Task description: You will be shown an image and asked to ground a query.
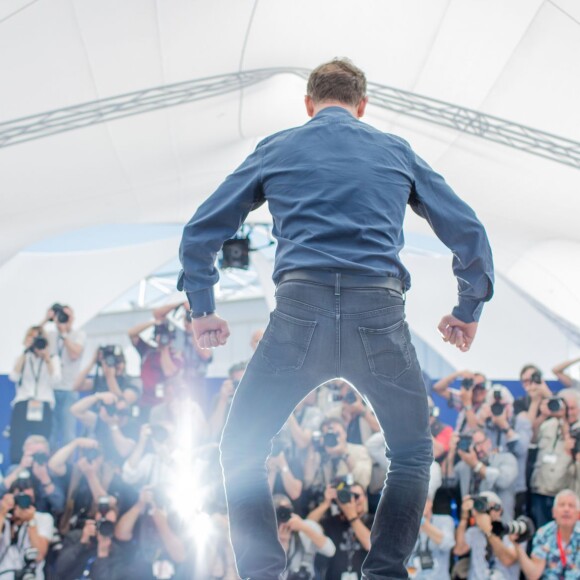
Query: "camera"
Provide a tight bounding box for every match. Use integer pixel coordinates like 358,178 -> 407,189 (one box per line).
343,390 -> 357,405
490,387 -> 505,417
15,493 -> 33,509
81,447 -> 101,463
457,434 -> 473,453
96,519 -> 115,538
547,397 -> 566,414
50,303 -> 69,324
287,566 -> 312,580
97,496 -> 111,516
461,378 -> 474,389
570,427 -> 580,456
531,371 -> 542,384
150,424 -> 169,444
333,474 -> 355,504
312,430 -> 339,452
275,505 -> 293,524
102,403 -> 118,416
155,323 -> 176,347
492,516 -> 535,543
471,495 -> 490,513
99,345 -> 123,367
16,547 -> 38,580
32,452 -> 48,465
29,336 -> 48,352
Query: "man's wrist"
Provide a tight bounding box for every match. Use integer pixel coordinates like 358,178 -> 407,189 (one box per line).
189,310 -> 215,319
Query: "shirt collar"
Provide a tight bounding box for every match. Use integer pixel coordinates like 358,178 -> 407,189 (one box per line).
311,106 -> 356,120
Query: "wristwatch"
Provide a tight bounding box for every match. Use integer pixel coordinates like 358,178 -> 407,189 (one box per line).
28,518 -> 37,528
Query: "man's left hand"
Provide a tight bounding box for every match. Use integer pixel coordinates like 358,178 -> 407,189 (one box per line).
191,314 -> 230,349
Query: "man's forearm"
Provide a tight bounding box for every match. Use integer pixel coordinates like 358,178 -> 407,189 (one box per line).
489,534 -> 516,566
351,518 -> 371,551
306,501 -> 330,524
514,543 -> 543,580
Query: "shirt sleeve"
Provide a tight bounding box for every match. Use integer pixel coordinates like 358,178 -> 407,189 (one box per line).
531,525 -> 549,560
407,150 -> 494,323
178,144 -> 265,313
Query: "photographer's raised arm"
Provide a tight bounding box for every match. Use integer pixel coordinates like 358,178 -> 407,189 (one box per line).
512,541 -> 545,580
70,393 -> 101,429
48,439 -> 83,477
287,413 -> 313,449
159,346 -> 181,378
433,370 -> 465,400
152,301 -> 184,321
151,509 -> 186,563
114,498 -> 143,541
74,349 -> 100,391
127,320 -> 155,346
552,355 -> 580,389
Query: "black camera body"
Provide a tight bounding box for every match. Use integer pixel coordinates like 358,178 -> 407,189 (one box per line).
50,303 -> 69,324
155,323 -> 176,346
570,427 -> 580,455
99,344 -> 123,367
461,378 -> 474,389
150,424 -> 169,444
287,566 -> 312,580
333,474 -> 355,504
81,447 -> 101,463
530,371 -> 542,384
343,391 -> 357,405
457,434 -> 473,453
15,493 -> 33,509
32,452 -> 48,465
472,495 -> 490,513
490,387 -> 505,417
312,430 -> 339,453
29,336 -> 48,352
275,505 -> 293,524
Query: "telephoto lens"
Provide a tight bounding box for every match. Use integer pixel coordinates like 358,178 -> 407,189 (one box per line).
96,520 -> 115,538
472,496 -> 489,513
32,336 -> 48,351
547,397 -> 565,413
32,452 -> 49,465
322,432 -> 339,447
492,516 -> 535,543
15,493 -> 33,509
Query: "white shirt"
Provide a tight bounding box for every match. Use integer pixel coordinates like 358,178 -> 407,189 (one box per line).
47,329 -> 86,392
9,353 -> 60,408
0,511 -> 54,579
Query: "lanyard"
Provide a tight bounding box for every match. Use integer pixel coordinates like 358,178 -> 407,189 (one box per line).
557,529 -> 567,571
28,355 -> 44,399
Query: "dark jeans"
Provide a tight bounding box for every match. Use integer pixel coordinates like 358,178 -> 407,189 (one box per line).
10,400 -> 52,464
220,274 -> 433,580
530,492 -> 554,529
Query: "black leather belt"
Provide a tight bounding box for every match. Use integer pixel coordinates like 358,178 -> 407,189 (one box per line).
278,269 -> 404,294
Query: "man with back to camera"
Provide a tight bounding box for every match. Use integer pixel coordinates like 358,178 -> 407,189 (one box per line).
178,58 -> 494,579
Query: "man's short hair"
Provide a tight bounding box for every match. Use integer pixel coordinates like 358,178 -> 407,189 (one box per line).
23,435 -> 49,451
228,361 -> 248,378
520,364 -> 540,379
307,58 -> 367,107
554,488 -> 580,510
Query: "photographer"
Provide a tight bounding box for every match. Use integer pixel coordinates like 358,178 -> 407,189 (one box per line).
454,492 -> 520,579
0,480 -> 54,579
433,370 -> 489,434
480,385 -> 533,516
40,303 -> 86,449
122,423 -> 176,490
70,392 -> 139,464
267,440 -> 304,503
8,326 -> 61,465
114,486 -> 186,579
128,318 -> 183,416
529,388 -> 580,528
407,497 -> 455,579
307,482 -> 372,579
274,494 -> 335,579
74,346 -> 140,405
0,436 -> 64,516
451,429 -> 518,521
303,418 -> 372,500
152,302 -> 212,397
552,355 -> 580,390
208,361 -> 247,441
428,397 -> 454,463
511,489 -> 579,580
285,392 -> 324,452
54,498 -> 127,580
324,384 -> 381,445
49,438 -> 137,533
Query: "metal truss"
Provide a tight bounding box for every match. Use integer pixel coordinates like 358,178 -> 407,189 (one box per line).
1,67 -> 579,169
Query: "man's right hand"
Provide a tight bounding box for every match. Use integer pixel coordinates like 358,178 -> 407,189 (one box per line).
191,314 -> 230,349
81,519 -> 97,544
438,315 -> 478,352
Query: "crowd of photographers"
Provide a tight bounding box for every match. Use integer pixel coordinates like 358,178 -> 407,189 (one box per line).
1,302 -> 579,579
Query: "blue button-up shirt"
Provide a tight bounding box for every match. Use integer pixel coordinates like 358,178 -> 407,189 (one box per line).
178,106 -> 494,322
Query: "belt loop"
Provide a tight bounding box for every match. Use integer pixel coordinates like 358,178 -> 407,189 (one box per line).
335,273 -> 341,296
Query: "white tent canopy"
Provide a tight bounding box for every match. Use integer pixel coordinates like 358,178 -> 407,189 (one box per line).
1,0 -> 580,374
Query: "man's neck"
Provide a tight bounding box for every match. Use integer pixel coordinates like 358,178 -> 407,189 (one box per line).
559,524 -> 573,543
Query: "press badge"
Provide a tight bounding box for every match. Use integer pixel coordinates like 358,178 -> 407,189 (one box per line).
155,383 -> 165,398
542,453 -> 557,465
26,400 -> 44,422
341,572 -> 358,580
